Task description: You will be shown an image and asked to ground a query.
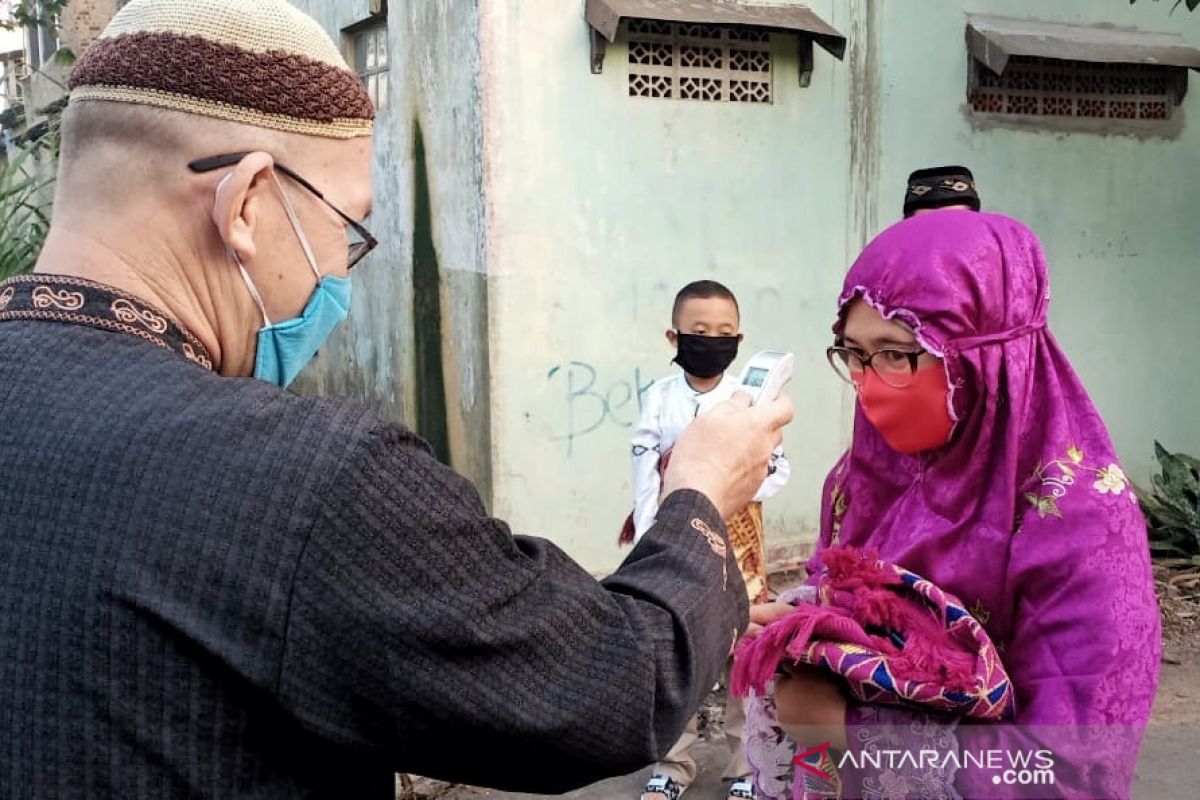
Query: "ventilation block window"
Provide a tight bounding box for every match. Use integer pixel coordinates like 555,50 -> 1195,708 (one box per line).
964,15 -> 1200,130
627,20 -> 772,104
970,56 -> 1177,120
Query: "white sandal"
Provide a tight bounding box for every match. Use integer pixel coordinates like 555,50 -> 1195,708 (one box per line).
727,777 -> 757,800
640,774 -> 683,800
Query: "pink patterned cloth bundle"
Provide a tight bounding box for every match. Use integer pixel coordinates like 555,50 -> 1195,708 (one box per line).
732,547 -> 1014,721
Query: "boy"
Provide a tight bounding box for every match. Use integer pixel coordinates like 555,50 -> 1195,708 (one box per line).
627,280 -> 789,800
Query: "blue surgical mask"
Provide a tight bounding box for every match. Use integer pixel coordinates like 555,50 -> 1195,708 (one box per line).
244,271 -> 352,387
231,174 -> 352,388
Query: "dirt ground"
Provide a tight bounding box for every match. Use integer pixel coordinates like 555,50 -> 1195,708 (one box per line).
1150,645 -> 1200,726
1136,560 -> 1200,799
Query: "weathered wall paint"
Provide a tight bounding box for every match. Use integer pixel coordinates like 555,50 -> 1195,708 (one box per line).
412,121 -> 452,464
481,0 -> 855,572
290,0 -> 493,498
293,0 -> 1199,575
479,0 -> 1200,574
867,0 -> 1200,485
288,0 -> 416,428
846,0 -> 880,257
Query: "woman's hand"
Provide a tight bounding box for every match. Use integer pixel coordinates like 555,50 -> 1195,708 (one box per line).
738,596 -> 848,750
773,664 -> 849,751
741,601 -> 794,641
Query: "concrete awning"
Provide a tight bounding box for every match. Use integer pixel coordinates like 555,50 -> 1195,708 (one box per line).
586,0 -> 846,60
967,14 -> 1200,75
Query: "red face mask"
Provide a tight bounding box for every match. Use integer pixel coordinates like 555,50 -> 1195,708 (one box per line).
853,366 -> 954,454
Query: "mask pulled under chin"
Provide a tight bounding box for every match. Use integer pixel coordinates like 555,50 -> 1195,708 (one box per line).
672,332 -> 739,379
855,365 -> 954,454
253,274 -> 352,388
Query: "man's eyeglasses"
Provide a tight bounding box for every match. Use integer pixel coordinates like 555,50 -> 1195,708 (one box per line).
827,343 -> 928,389
188,152 -> 379,270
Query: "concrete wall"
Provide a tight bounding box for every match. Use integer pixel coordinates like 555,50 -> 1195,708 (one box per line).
289,0 -> 493,498
291,0 -> 1200,575
480,0 -> 856,572
482,0 -> 1200,574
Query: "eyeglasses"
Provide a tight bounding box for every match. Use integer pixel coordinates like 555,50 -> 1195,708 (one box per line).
188,152 -> 379,270
827,343 -> 928,389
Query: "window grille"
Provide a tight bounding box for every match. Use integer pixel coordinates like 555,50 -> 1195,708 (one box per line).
354,24 -> 389,110
970,56 -> 1177,121
628,20 -> 772,104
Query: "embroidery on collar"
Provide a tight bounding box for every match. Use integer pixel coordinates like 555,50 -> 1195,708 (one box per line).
0,274 -> 214,370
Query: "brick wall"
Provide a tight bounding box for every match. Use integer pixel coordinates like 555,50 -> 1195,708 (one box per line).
61,0 -> 123,56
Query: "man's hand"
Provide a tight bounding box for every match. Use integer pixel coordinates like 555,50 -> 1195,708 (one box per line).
774,665 -> 848,751
661,392 -> 793,520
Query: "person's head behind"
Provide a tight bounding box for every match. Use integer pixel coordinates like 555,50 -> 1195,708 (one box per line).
667,280 -> 743,382
902,166 -> 981,218
52,0 -> 375,380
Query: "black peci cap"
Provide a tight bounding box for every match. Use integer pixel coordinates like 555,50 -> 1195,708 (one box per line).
903,166 -> 981,218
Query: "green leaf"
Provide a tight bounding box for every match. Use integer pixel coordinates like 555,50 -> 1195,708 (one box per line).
0,137 -> 54,280
1178,451 -> 1200,474
1144,442 -> 1200,559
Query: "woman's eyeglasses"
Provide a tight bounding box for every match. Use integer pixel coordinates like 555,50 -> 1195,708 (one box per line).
826,344 -> 928,389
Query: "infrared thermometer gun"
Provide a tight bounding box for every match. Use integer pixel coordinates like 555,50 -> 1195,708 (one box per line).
738,350 -> 794,405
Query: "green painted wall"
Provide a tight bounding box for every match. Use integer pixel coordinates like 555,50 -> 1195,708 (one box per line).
292,0 -> 1200,575
482,0 -> 857,572
483,0 -> 1200,574
869,0 -> 1200,486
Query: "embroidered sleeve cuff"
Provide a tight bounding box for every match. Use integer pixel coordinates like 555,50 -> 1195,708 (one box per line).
841,704 -> 963,800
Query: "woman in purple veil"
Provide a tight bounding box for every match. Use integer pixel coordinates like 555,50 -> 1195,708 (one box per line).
744,211 -> 1160,799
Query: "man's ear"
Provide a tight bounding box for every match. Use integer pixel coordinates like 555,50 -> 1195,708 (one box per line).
665,328 -> 678,348
738,332 -> 745,342
210,151 -> 276,262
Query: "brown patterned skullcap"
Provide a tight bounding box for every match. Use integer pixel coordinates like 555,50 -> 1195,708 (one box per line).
68,0 -> 374,139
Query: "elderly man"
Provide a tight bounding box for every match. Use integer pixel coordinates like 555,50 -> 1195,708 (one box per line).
0,1 -> 791,798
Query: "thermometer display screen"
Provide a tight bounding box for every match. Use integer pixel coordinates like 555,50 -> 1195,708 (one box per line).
743,367 -> 769,388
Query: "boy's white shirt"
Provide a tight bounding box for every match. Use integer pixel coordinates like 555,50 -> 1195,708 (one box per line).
631,372 -> 790,541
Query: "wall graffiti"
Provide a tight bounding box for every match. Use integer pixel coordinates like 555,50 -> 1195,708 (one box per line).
546,361 -> 654,457
543,286 -> 788,457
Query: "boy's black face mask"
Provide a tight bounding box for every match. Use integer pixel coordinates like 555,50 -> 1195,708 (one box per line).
672,332 -> 739,379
